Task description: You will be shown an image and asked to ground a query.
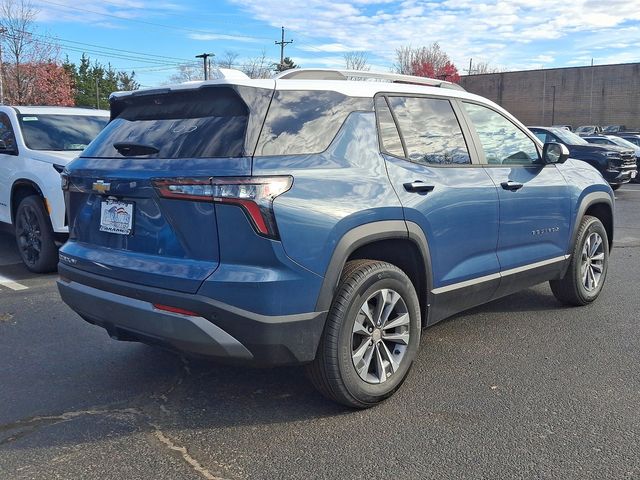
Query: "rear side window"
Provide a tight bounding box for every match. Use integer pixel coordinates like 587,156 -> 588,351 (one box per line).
0,113 -> 17,151
255,90 -> 373,156
387,96 -> 471,165
375,96 -> 405,157
82,87 -> 249,159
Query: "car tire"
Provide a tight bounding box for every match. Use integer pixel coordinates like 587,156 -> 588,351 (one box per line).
550,215 -> 609,306
14,195 -> 59,273
306,260 -> 421,408
611,184 -> 621,191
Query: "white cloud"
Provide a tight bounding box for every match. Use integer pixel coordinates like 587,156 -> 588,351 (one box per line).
230,0 -> 640,69
189,33 -> 260,43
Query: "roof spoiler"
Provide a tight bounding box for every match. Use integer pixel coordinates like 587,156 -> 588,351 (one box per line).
274,68 -> 465,91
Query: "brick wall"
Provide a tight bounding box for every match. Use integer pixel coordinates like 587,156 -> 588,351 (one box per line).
459,63 -> 640,130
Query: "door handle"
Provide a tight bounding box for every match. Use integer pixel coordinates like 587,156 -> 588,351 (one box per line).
500,181 -> 524,191
403,181 -> 435,193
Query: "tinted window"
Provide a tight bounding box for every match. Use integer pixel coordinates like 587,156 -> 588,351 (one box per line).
387,96 -> 470,165
256,91 -> 372,156
83,87 -> 249,159
375,96 -> 404,157
463,103 -> 539,165
533,132 -> 547,143
0,113 -> 17,151
19,114 -> 107,151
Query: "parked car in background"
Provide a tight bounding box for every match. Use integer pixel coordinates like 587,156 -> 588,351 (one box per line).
0,106 -> 109,272
618,134 -> 640,147
529,126 -> 637,189
552,124 -> 573,131
603,125 -> 627,133
584,135 -> 640,183
58,69 -> 614,408
575,125 -> 602,136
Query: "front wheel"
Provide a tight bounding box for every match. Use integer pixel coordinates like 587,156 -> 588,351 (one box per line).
306,260 -> 421,408
15,195 -> 59,273
611,184 -> 621,191
550,215 -> 609,306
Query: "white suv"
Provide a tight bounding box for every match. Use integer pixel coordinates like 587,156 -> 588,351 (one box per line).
0,106 -> 109,272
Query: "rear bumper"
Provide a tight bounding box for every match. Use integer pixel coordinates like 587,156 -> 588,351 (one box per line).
57,264 -> 327,366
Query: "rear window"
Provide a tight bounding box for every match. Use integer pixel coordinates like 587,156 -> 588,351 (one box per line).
82,87 -> 249,159
19,114 -> 108,151
255,90 -> 373,156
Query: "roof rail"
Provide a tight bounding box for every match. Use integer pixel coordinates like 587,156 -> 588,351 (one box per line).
274,68 -> 465,91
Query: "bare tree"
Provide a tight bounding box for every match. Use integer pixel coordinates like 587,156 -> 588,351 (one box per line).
168,64 -> 203,83
470,61 -> 503,75
392,43 -> 450,76
217,50 -> 239,69
343,51 -> 370,71
1,0 -> 59,104
241,50 -> 272,79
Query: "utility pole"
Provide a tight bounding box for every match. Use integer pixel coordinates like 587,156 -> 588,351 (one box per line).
95,76 -> 100,109
0,27 -> 6,105
275,26 -> 293,70
466,58 -> 473,75
551,85 -> 556,125
196,53 -> 214,80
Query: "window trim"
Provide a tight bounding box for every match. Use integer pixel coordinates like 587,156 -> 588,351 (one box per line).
457,99 -> 544,168
373,92 -> 480,168
0,112 -> 19,156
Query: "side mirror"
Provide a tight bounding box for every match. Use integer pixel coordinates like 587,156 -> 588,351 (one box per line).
542,142 -> 569,164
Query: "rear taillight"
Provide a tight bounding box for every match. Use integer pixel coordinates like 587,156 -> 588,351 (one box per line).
152,176 -> 293,239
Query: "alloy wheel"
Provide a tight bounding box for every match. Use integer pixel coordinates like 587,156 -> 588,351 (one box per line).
351,288 -> 410,384
16,205 -> 42,267
581,232 -> 605,292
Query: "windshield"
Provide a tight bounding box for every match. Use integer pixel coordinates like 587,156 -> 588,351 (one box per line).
609,136 -> 638,150
603,125 -> 622,133
575,126 -> 594,133
553,128 -> 588,145
19,114 -> 108,151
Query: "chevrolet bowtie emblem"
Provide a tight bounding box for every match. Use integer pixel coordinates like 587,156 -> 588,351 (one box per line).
92,180 -> 111,193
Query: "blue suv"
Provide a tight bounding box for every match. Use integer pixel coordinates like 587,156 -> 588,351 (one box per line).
58,69 -> 614,408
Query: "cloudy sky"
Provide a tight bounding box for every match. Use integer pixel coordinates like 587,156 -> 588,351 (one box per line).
30,0 -> 640,86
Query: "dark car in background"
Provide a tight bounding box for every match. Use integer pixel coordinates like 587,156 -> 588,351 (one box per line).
529,126 -> 637,189
603,125 -> 627,134
584,135 -> 640,183
575,125 -> 602,136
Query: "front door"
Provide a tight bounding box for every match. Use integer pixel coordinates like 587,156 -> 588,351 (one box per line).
0,113 -> 19,224
460,101 -> 571,296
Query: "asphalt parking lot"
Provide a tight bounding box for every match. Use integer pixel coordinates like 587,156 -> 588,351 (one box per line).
1,184 -> 639,480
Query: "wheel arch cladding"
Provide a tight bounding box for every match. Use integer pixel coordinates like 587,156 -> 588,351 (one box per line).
573,192 -> 614,251
11,179 -> 45,223
315,220 -> 433,322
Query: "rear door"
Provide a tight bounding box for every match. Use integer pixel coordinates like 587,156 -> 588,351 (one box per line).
460,101 -> 571,295
62,84 -> 273,293
377,94 -> 501,321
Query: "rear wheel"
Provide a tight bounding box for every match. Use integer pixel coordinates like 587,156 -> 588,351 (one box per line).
550,215 -> 608,306
15,195 -> 58,273
307,260 -> 421,408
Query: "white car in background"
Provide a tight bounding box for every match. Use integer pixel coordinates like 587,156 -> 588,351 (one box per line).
0,106 -> 109,272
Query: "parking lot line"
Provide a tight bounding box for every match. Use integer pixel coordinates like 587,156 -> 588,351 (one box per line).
0,273 -> 28,291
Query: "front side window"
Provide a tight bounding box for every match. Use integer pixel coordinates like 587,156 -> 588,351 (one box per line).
256,91 -> 372,156
19,114 -> 107,151
533,132 -> 548,143
0,113 -> 17,151
463,103 -> 539,165
387,96 -> 471,165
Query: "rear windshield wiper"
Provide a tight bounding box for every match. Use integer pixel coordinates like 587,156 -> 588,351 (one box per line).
113,142 -> 159,156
